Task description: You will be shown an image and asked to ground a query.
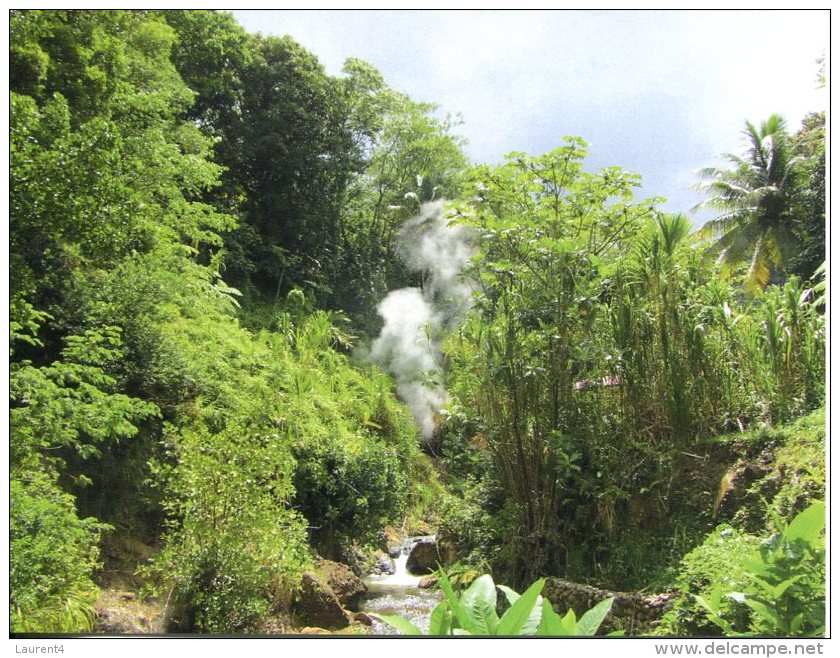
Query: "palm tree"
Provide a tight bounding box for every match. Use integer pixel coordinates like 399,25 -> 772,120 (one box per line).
695,114 -> 800,294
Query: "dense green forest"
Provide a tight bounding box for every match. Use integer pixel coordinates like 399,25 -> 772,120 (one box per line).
9,10 -> 825,636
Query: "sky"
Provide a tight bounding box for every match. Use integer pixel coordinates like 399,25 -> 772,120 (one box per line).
231,9 -> 827,225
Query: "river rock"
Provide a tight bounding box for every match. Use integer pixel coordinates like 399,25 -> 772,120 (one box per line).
314,558 -> 367,611
353,612 -> 374,626
337,544 -> 368,577
418,574 -> 438,589
379,527 -> 403,558
294,573 -> 351,630
406,537 -> 442,575
369,551 -> 396,576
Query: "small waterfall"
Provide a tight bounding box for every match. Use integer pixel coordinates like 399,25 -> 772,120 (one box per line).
362,536 -> 442,635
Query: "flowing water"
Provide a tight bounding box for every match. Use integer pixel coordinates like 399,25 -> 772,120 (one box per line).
361,537 -> 442,635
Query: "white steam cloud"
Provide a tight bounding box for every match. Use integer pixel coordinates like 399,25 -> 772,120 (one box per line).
369,200 -> 474,443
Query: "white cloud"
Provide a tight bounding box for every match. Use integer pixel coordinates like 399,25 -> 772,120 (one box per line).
232,9 -> 827,215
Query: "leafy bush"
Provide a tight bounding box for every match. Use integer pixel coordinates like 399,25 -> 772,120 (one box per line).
10,477 -> 106,633
369,571 -> 614,636
150,421 -> 310,632
146,309 -> 422,631
659,502 -> 825,637
10,322 -> 157,633
436,479 -> 497,569
657,525 -> 759,636
733,408 -> 826,533
697,501 -> 825,637
292,432 -> 409,551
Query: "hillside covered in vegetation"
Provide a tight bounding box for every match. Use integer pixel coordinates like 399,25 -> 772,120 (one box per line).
9,10 -> 825,637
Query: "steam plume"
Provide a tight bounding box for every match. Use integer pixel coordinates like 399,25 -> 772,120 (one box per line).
370,200 -> 473,443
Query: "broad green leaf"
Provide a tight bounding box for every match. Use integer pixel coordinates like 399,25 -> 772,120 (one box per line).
790,612 -> 805,636
744,599 -> 785,631
437,570 -> 479,634
695,594 -> 735,634
367,612 -> 423,635
784,501 -> 825,545
576,597 -> 614,636
497,584 -> 521,606
428,601 -> 452,635
748,576 -> 776,597
536,598 -> 576,636
772,575 -> 804,599
497,578 -> 545,636
459,574 -> 499,635
742,557 -> 771,578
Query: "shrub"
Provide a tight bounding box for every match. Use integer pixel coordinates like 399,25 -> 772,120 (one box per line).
658,502 -> 825,637
149,420 -> 310,633
146,309 -> 422,631
436,478 -> 496,568
292,430 -> 410,552
697,501 -> 825,637
656,525 -> 760,636
10,477 -> 106,633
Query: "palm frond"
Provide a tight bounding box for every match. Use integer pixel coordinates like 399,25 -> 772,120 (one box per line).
714,222 -> 759,264
656,213 -> 691,258
761,113 -> 787,137
696,113 -> 797,293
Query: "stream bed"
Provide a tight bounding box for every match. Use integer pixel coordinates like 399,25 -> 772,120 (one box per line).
361,538 -> 442,635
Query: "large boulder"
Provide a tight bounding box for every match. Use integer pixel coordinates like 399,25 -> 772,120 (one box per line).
294,573 -> 351,630
369,551 -> 396,576
315,558 -> 367,611
406,537 -> 443,575
379,527 -> 403,558
337,543 -> 368,577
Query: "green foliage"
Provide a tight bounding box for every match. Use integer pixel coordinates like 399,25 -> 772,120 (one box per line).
10,11 -> 227,289
10,477 -> 106,633
150,418 -> 310,632
334,63 -> 468,326
292,434 -> 410,551
750,409 -> 826,526
436,480 -> 497,570
11,326 -> 159,469
443,139 -> 824,588
743,501 -> 825,635
142,307 -> 422,631
369,572 -> 613,636
444,141 -> 662,585
161,10 -> 252,132
9,320 -> 158,632
694,502 -> 825,637
9,10 -> 425,634
695,115 -> 800,294
788,113 -> 825,282
9,24 -> 427,621
657,525 -> 760,636
696,112 -> 825,295
8,9 -> 825,637
659,501 -> 825,637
